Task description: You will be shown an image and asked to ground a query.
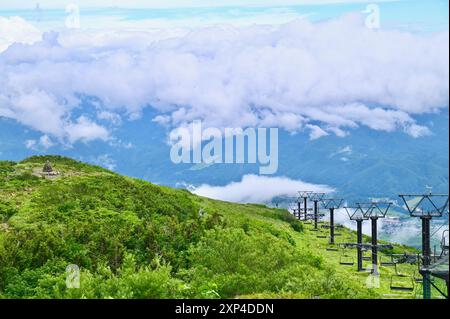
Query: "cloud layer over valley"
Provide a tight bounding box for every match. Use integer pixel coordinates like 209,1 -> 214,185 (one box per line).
0,14 -> 448,146
190,174 -> 334,203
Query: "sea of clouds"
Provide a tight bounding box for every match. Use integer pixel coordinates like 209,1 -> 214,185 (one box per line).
190,175 -> 448,248
0,13 -> 448,147
190,173 -> 334,203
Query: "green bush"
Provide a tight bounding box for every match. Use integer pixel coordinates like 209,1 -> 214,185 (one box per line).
0,156 -> 388,299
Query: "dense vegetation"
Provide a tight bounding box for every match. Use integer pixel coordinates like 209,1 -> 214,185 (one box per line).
0,156 -> 419,299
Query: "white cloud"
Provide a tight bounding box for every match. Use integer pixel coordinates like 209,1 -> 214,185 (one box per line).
0,14 -> 448,146
331,208 -> 448,247
190,174 -> 334,203
324,103 -> 433,135
337,145 -> 352,155
306,124 -> 329,140
63,9 -> 311,31
330,145 -> 352,158
24,139 -> 37,149
327,126 -> 349,137
38,134 -> 55,149
90,154 -> 117,170
332,207 -> 393,236
97,110 -> 122,125
0,17 -> 42,52
1,90 -> 66,137
65,116 -> 110,144
403,123 -> 432,138
330,208 -> 364,233
0,89 -> 109,144
25,134 -> 55,150
4,1 -> 400,10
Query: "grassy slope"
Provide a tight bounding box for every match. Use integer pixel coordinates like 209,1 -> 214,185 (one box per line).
0,156 -> 423,299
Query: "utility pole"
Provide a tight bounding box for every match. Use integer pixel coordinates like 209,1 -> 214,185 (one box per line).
297,199 -> 302,220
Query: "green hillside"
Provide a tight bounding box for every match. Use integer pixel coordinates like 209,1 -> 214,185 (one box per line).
0,156 -> 422,299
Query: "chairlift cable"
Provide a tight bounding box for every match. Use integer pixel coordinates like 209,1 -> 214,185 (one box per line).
430,221 -> 448,238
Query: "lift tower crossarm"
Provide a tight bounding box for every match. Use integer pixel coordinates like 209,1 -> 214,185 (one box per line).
359,200 -> 392,275
322,198 -> 344,245
344,205 -> 369,271
298,191 -> 314,221
307,192 -> 326,230
399,194 -> 448,218
399,193 -> 449,299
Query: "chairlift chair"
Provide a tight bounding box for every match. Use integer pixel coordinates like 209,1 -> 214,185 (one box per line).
340,251 -> 355,266
413,270 -> 423,283
391,253 -> 419,265
390,274 -> 415,292
441,230 -> 449,256
389,262 -> 415,292
362,249 -> 372,261
380,255 -> 396,267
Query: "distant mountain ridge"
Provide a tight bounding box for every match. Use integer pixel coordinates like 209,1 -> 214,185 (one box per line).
0,110 -> 448,201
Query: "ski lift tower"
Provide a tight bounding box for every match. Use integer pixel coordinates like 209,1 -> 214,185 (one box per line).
288,202 -> 299,219
295,197 -> 302,220
298,191 -> 313,221
362,200 -> 392,275
344,204 -> 370,271
321,198 -> 344,245
307,192 -> 326,230
399,192 -> 449,299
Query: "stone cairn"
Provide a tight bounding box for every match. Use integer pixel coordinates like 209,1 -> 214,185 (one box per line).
42,160 -> 59,176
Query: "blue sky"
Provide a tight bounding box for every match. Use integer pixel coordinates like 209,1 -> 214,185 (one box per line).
0,0 -> 448,32
1,0 -> 447,245
0,0 -> 448,150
